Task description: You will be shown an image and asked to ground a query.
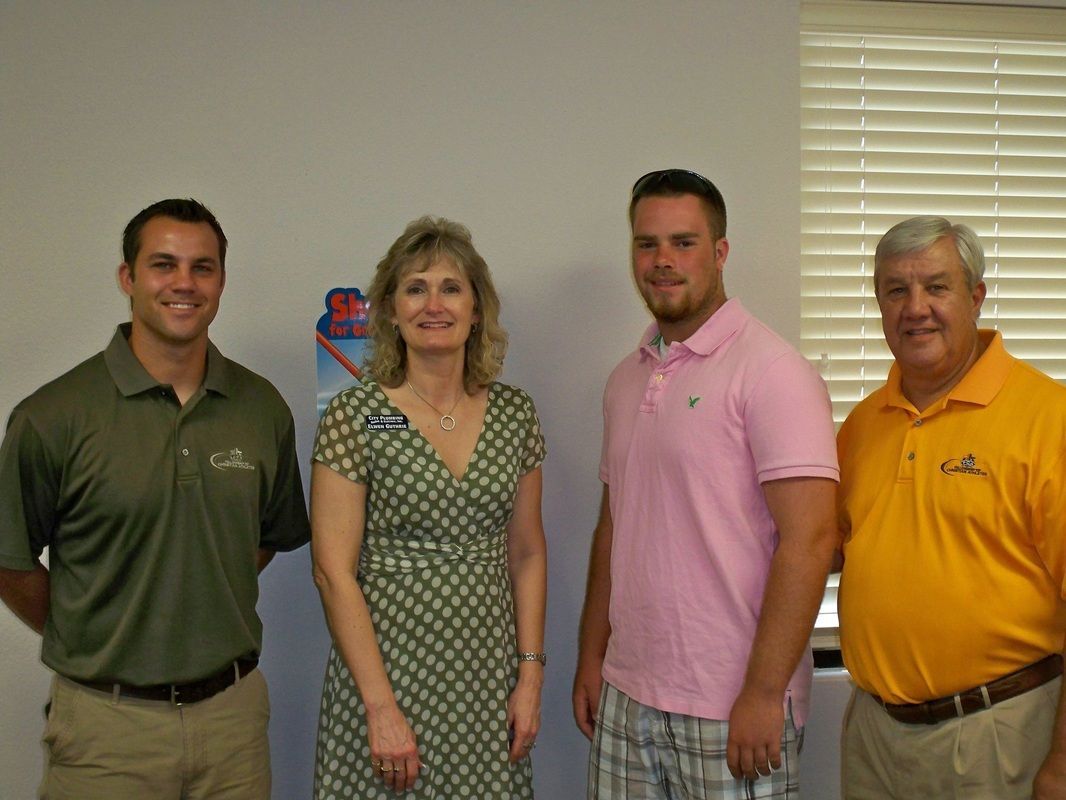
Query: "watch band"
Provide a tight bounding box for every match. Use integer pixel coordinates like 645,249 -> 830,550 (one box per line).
517,652 -> 547,665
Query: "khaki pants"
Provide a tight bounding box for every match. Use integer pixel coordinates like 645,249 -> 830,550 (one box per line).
842,677 -> 1060,800
40,668 -> 271,800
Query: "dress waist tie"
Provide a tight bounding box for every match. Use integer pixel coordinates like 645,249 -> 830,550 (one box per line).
359,534 -> 507,576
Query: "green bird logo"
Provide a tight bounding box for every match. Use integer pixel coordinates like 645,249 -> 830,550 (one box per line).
688,396 -> 701,408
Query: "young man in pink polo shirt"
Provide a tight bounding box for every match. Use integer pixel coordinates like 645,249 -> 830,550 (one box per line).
573,170 -> 839,799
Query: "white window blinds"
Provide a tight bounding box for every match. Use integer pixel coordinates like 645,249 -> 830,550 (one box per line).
801,0 -> 1066,423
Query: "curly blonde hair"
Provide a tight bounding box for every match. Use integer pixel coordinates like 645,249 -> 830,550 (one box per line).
364,216 -> 508,392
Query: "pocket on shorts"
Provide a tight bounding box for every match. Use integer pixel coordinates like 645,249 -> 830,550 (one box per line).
785,695 -> 804,752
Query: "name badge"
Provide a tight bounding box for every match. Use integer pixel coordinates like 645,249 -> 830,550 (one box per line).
365,414 -> 410,431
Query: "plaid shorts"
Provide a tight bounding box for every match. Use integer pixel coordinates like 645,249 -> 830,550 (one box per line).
588,681 -> 801,800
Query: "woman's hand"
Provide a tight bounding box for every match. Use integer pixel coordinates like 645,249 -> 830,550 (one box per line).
507,674 -> 543,763
367,702 -> 422,792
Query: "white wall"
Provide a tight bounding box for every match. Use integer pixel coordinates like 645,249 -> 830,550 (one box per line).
0,2 -> 802,797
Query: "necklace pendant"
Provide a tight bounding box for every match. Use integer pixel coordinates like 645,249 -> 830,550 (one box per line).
406,380 -> 461,432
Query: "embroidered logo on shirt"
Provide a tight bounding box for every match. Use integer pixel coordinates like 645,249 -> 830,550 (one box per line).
688,396 -> 701,408
365,414 -> 410,431
210,447 -> 256,471
940,453 -> 988,477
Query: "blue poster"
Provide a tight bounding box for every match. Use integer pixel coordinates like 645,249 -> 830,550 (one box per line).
316,287 -> 371,416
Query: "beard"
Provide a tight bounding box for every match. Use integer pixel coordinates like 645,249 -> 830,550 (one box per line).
640,285 -> 718,327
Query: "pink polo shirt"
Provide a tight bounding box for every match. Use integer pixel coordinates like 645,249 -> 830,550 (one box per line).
599,299 -> 838,726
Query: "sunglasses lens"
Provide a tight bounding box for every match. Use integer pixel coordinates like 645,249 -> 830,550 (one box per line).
632,169 -> 716,201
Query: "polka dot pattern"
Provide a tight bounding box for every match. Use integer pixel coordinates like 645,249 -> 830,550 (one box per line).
312,381 -> 545,799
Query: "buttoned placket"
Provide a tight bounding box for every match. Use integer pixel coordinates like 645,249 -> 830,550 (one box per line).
640,349 -> 680,413
898,414 -> 926,480
166,387 -> 205,480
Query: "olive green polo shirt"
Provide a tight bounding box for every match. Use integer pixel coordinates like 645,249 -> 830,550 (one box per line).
0,324 -> 310,684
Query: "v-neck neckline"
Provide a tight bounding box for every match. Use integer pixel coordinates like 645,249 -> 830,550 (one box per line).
372,380 -> 493,484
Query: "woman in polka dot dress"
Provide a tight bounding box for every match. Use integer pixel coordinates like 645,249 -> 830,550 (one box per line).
310,216 -> 547,799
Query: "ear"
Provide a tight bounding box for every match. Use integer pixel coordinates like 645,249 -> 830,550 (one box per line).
715,237 -> 730,271
971,280 -> 987,319
118,262 -> 134,297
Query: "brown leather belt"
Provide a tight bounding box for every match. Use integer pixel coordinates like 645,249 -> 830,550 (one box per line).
70,657 -> 258,706
877,654 -> 1062,725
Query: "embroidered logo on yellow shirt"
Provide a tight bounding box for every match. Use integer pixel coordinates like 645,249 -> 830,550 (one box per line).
210,447 -> 257,471
940,453 -> 988,477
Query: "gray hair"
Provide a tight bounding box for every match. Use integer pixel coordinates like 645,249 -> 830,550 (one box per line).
874,216 -> 985,293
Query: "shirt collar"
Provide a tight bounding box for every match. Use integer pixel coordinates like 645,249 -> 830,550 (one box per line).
103,323 -> 232,397
638,298 -> 746,362
883,329 -> 1012,413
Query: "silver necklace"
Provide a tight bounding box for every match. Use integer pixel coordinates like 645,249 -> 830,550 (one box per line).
407,381 -> 462,431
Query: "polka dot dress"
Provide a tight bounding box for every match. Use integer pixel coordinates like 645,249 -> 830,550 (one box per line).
312,380 -> 545,799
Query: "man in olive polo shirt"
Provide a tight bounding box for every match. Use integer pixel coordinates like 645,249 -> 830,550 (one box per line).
0,198 -> 310,799
837,216 -> 1066,799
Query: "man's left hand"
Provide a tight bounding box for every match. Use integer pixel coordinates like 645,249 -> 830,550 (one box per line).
726,687 -> 784,781
1034,750 -> 1066,799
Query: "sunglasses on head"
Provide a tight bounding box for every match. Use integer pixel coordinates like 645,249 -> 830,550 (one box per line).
631,169 -> 721,202
630,169 -> 727,237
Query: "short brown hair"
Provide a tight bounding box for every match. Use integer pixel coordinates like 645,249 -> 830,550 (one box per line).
122,198 -> 227,276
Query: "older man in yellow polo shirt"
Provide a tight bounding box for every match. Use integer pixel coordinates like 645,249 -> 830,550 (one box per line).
837,216 -> 1066,800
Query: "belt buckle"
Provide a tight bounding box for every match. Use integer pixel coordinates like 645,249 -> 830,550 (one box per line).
170,685 -> 184,707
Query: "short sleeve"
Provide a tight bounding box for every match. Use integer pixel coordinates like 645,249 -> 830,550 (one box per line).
0,408 -> 59,569
258,410 -> 311,553
518,391 -> 546,476
313,389 -> 370,484
745,350 -> 840,484
1031,447 -> 1066,602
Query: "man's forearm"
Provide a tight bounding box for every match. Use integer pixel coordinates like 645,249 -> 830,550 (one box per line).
724,477 -> 837,779
743,536 -> 834,695
578,494 -> 614,665
0,563 -> 50,635
573,486 -> 614,739
744,477 -> 837,696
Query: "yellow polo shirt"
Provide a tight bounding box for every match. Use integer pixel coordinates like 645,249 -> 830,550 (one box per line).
838,330 -> 1066,704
